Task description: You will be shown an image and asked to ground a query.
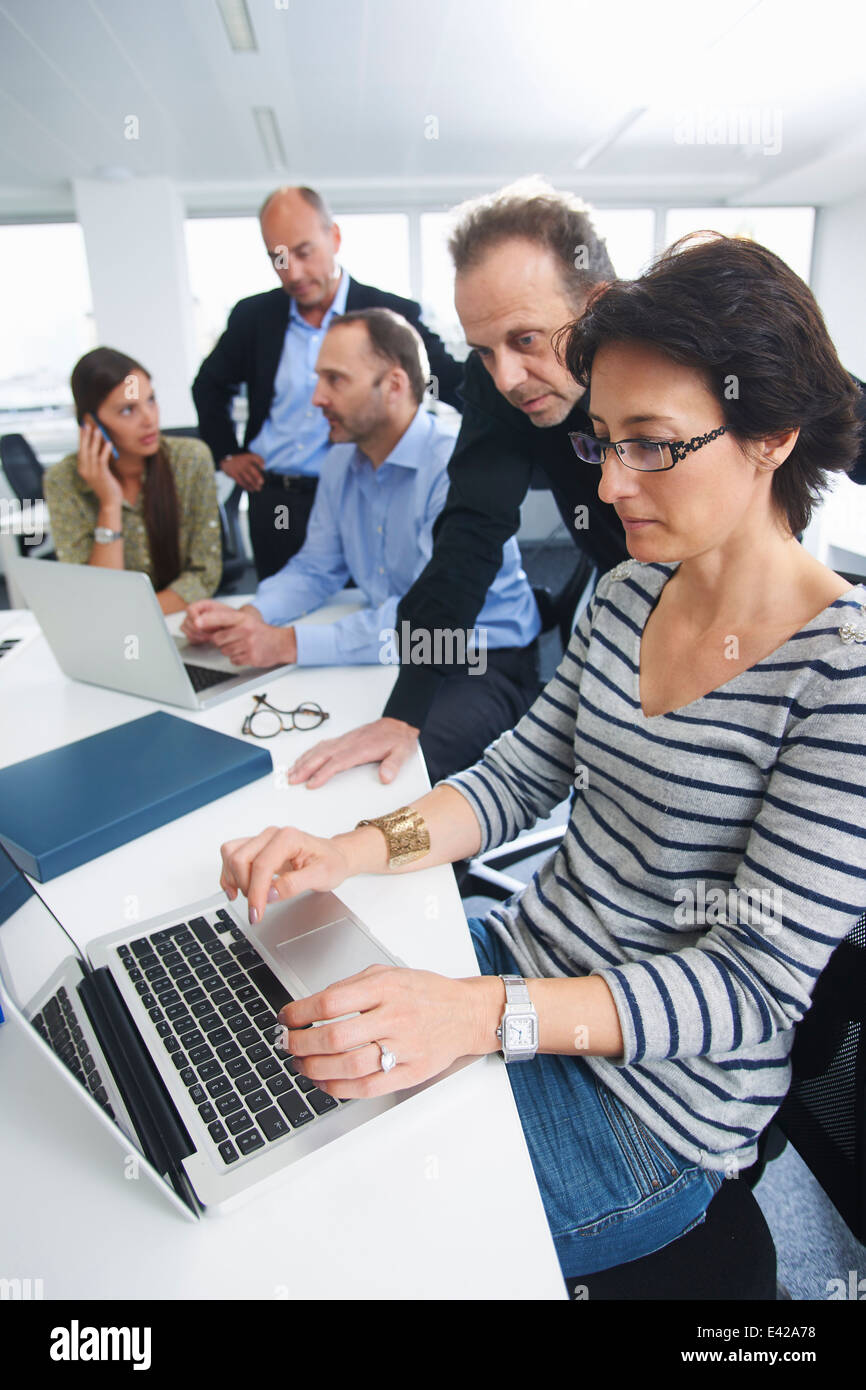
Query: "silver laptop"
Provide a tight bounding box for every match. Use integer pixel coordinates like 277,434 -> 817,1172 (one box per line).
0,840 -> 473,1218
8,557 -> 291,710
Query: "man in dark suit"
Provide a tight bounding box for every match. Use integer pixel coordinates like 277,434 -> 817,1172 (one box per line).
285,178 -> 866,791
192,185 -> 464,579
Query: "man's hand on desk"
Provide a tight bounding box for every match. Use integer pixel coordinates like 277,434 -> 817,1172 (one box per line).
182,600 -> 297,667
287,717 -> 420,789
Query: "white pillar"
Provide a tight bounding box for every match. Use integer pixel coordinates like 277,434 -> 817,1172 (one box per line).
73,177 -> 196,427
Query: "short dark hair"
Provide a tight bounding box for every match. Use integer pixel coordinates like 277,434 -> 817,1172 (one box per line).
258,185 -> 334,228
448,177 -> 615,310
557,233 -> 862,536
329,308 -> 430,405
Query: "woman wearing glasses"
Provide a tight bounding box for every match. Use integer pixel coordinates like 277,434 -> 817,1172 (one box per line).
219,234 -> 866,1291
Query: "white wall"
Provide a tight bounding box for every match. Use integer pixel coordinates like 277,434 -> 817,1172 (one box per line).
73,177 -> 197,426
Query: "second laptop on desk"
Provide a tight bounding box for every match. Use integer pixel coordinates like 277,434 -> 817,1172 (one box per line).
8,557 -> 291,710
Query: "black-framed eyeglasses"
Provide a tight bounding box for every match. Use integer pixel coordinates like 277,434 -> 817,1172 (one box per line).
241,694 -> 330,740
568,426 -> 727,472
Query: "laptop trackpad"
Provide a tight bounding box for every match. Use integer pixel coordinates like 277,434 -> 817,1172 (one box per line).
276,919 -> 392,996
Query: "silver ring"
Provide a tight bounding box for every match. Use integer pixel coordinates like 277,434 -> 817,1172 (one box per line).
377,1041 -> 397,1073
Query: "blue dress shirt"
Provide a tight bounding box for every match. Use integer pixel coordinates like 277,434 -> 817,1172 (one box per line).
246,268 -> 351,477
253,407 -> 541,666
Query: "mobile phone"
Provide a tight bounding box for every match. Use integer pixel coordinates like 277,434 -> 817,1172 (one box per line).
88,413 -> 118,459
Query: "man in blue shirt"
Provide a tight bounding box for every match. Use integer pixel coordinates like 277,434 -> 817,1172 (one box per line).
183,309 -> 541,783
192,187 -> 463,581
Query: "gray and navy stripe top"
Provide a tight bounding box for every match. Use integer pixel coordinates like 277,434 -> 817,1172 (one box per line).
447,560 -> 866,1172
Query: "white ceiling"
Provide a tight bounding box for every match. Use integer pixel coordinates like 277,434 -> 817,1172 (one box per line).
1,0 -> 865,219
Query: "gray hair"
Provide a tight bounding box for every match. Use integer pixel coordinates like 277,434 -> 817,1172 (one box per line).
448,176 -> 614,308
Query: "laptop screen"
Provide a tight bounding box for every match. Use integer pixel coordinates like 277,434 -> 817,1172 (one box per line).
0,840 -> 86,1016
0,839 -> 144,1155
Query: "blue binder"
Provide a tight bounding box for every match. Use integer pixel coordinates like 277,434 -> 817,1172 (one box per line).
0,711 -> 272,882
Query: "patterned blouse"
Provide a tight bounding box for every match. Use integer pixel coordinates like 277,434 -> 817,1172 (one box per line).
43,436 -> 222,604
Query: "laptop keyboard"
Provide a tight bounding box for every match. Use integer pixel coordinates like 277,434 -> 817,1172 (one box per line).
183,662 -> 234,693
0,638 -> 22,660
31,985 -> 115,1119
116,909 -> 348,1169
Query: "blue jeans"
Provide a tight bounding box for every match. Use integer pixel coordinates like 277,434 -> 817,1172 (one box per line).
468,917 -> 724,1280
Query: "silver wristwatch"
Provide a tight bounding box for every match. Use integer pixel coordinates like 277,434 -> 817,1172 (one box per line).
93,526 -> 122,544
496,974 -> 539,1063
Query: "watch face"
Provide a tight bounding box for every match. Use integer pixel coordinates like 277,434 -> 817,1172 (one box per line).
505,1016 -> 536,1049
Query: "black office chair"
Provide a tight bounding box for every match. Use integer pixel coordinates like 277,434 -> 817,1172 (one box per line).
532,547 -> 597,653
0,432 -> 55,561
753,909 -> 866,1240
159,426 -> 248,594
0,432 -> 45,503
459,550 -> 595,901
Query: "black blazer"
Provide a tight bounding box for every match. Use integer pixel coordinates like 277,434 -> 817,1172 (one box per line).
192,277 -> 464,465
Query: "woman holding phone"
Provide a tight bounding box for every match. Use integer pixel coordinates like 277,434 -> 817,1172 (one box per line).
44,347 -> 222,613
218,234 -> 866,1291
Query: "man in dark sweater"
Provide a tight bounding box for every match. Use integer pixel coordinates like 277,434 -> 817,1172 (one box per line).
284,179 -> 866,790
287,180 -> 627,787
192,185 -> 463,579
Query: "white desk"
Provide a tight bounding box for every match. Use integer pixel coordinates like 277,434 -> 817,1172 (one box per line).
0,602 -> 566,1300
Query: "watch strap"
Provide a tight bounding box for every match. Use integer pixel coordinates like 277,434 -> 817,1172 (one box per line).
496,974 -> 539,1063
500,974 -> 530,1006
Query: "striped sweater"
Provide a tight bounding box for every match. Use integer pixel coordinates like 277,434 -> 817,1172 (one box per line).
447,560 -> 866,1172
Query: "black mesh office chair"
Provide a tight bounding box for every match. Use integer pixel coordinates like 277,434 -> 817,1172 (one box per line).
459,549 -> 594,901
0,433 -> 45,503
0,432 -> 55,561
159,427 -> 247,594
754,909 -> 866,1240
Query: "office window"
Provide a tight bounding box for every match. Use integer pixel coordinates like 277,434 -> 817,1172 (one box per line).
592,209 -> 656,280
185,218 -> 273,360
419,212 -> 464,354
664,207 -> 815,282
336,213 -> 411,300
185,213 -> 411,359
0,222 -> 94,415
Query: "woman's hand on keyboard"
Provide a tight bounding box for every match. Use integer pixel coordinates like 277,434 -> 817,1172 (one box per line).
275,964 -> 504,1098
220,825 -> 352,925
